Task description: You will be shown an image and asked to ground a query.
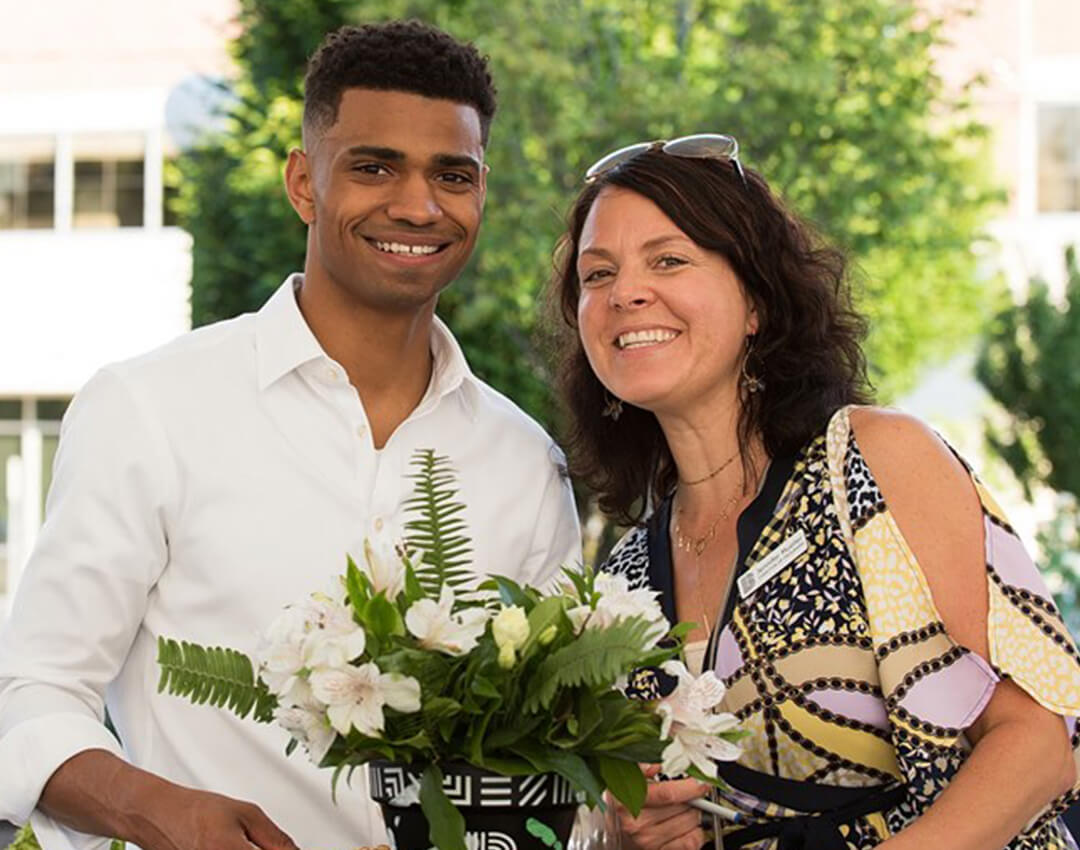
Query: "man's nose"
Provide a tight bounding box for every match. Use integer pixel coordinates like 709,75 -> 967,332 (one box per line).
386,174 -> 443,226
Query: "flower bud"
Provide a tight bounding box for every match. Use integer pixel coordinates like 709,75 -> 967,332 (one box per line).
492,605 -> 529,651
537,624 -> 558,646
497,643 -> 517,669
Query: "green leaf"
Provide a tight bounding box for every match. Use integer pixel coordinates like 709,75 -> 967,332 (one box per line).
523,618 -> 656,713
405,451 -> 476,595
485,713 -> 545,750
476,755 -> 537,775
363,592 -> 406,638
520,597 -> 568,656
420,764 -> 467,850
483,574 -> 531,609
470,676 -> 502,700
345,556 -> 371,618
156,637 -> 277,723
403,561 -> 425,605
594,755 -> 647,816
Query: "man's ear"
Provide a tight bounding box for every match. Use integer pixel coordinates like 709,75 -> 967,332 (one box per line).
284,148 -> 315,224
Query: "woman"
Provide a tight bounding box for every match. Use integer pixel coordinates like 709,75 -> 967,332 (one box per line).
550,135 -> 1080,849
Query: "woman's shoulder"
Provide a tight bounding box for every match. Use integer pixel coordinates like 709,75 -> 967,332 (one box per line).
843,405 -> 972,501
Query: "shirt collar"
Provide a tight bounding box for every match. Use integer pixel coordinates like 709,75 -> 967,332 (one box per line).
428,313 -> 480,421
254,274 -> 481,420
255,274 -> 326,390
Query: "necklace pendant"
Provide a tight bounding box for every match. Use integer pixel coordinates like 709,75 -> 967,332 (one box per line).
694,538 -> 707,557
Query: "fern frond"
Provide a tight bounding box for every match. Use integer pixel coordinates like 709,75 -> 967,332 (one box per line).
404,450 -> 476,595
157,637 -> 277,723
521,618 -> 656,714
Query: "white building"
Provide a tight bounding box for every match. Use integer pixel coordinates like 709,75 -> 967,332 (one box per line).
0,0 -> 236,612
934,0 -> 1080,296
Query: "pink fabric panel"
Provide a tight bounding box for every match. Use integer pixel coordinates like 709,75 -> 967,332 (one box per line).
986,519 -> 1054,604
897,650 -> 999,730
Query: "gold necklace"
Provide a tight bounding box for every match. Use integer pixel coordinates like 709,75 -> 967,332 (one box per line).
672,486 -> 742,556
679,448 -> 740,486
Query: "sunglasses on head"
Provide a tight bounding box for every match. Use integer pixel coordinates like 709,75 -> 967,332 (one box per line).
584,133 -> 747,187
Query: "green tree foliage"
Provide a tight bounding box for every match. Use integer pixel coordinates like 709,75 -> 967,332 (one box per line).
976,247 -> 1080,627
176,0 -> 997,426
976,247 -> 1080,499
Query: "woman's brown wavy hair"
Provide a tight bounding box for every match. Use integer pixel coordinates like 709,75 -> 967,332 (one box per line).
548,149 -> 872,526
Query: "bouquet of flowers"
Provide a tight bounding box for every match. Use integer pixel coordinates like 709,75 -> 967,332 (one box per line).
157,451 -> 742,850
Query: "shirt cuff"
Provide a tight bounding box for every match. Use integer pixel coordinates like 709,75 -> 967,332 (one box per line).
31,811 -> 115,850
0,712 -> 123,823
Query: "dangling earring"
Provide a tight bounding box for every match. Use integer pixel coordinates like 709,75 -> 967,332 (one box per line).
602,393 -> 624,420
741,335 -> 765,394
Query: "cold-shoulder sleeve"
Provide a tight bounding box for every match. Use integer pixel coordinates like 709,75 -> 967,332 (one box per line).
826,405 -> 1080,827
598,525 -> 652,589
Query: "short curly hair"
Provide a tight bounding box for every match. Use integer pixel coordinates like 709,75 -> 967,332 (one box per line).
548,149 -> 872,526
303,20 -> 497,145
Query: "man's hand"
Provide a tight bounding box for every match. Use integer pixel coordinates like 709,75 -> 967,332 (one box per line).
39,749 -> 299,850
132,785 -> 299,850
611,766 -> 711,850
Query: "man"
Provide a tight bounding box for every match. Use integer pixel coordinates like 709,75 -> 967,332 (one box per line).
0,21 -> 580,850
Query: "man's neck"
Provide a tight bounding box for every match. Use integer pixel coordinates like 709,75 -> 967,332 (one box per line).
296,276 -> 436,449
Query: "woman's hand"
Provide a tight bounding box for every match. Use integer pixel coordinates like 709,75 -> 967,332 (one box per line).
612,766 -> 713,850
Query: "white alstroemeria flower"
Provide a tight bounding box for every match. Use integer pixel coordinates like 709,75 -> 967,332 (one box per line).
567,573 -> 667,648
256,595 -> 366,699
405,584 -> 490,655
300,595 -> 367,670
309,662 -> 421,737
275,700 -> 336,765
361,520 -> 408,601
656,660 -> 741,778
256,604 -> 316,699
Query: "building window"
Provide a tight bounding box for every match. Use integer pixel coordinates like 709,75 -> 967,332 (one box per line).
1038,105 -> 1080,213
0,137 -> 55,230
74,159 -> 145,228
73,133 -> 145,229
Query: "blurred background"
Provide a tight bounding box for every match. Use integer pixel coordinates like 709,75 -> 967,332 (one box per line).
1,0 -> 1080,844
2,0 -> 1080,666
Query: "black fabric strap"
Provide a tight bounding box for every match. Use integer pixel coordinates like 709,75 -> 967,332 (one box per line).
722,782 -> 906,850
717,761 -> 884,811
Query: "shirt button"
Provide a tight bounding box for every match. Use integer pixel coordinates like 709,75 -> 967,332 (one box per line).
355,423 -> 367,437
374,517 -> 384,532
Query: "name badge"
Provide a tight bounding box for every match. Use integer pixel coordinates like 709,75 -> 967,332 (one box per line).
737,529 -> 808,599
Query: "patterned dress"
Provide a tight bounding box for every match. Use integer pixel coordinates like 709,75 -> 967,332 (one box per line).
603,406 -> 1080,849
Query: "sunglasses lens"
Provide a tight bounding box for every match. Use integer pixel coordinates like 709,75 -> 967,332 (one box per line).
663,134 -> 737,159
584,142 -> 653,182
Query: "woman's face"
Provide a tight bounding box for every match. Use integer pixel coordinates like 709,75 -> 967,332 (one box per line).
575,186 -> 757,418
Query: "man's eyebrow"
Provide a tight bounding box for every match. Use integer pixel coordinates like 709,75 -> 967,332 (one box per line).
344,145 -> 405,160
433,153 -> 482,171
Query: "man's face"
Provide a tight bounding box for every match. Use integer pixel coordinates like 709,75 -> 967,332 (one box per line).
289,88 -> 487,314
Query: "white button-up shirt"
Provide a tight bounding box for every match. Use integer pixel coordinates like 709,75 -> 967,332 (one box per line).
0,276 -> 581,850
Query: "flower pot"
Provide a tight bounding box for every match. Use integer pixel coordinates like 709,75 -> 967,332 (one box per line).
368,760 -> 580,850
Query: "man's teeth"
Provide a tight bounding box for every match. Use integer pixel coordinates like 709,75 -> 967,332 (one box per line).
373,241 -> 441,256
617,329 -> 679,349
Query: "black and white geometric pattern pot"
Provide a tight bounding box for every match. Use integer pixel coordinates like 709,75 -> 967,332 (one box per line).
368,760 -> 580,850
